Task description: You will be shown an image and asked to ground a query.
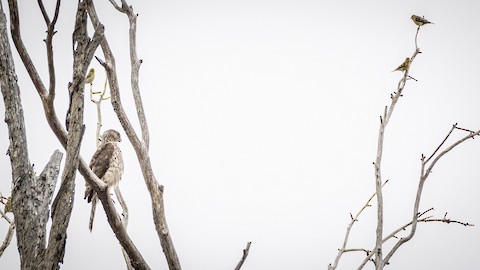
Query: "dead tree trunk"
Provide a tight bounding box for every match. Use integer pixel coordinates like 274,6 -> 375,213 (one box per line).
0,2 -> 63,269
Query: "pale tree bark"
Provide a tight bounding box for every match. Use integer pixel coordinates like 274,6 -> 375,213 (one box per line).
0,2 -> 63,269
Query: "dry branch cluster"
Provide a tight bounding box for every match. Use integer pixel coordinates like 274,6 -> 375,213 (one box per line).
328,19 -> 479,270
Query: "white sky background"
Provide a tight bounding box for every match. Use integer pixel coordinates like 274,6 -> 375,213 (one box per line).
1,0 -> 480,269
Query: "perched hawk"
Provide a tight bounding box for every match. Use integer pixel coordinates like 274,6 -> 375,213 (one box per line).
85,129 -> 124,232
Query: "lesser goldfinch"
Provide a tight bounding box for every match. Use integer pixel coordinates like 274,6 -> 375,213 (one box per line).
85,68 -> 95,84
411,15 -> 434,26
4,196 -> 12,213
392,58 -> 411,72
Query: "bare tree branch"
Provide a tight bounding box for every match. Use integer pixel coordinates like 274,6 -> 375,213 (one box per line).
357,210 -> 473,269
87,1 -> 182,269
371,25 -> 422,269
234,242 -> 252,270
37,0 -> 61,102
328,180 -> 388,270
7,0 -> 48,98
382,128 -> 480,265
115,186 -> 134,270
356,128 -> 480,269
0,218 -> 15,257
0,192 -> 15,257
114,0 -> 150,148
425,124 -> 456,164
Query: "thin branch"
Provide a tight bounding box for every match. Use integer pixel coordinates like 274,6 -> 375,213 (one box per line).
115,185 -> 134,270
107,0 -> 123,12
37,0 -> 50,25
414,27 -> 420,50
234,242 -> 252,270
424,124 -> 456,164
455,126 -> 476,134
105,0 -> 149,148
90,74 -> 110,147
7,0 -> 48,98
0,218 -> 15,257
329,180 -> 388,270
342,248 -> 371,254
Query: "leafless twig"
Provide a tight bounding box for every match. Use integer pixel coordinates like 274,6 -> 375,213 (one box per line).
357,210 -> 473,269
0,215 -> 15,257
234,242 -> 252,270
329,180 -> 388,270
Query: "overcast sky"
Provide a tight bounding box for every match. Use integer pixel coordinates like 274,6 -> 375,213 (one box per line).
1,0 -> 480,269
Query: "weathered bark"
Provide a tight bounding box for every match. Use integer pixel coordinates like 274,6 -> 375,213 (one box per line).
40,2 -> 92,268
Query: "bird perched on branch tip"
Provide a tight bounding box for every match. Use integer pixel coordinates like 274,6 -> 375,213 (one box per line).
392,58 -> 411,72
411,15 -> 434,26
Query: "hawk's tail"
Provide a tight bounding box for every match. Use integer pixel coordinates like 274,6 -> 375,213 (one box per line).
89,193 -> 98,232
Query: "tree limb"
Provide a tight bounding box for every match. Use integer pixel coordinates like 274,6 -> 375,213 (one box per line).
329,180 -> 388,270
87,1 -> 182,269
382,128 -> 480,265
234,242 -> 252,270
41,3 -> 91,266
371,24 -> 423,269
0,218 -> 15,257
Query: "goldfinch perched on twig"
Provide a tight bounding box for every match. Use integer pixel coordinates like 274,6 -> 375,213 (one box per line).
392,58 -> 411,72
85,68 -> 95,85
411,15 -> 434,26
4,196 -> 12,213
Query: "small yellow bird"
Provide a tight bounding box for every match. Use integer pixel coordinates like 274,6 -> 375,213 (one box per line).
85,68 -> 95,85
411,15 -> 434,26
392,58 -> 411,72
4,196 -> 12,213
